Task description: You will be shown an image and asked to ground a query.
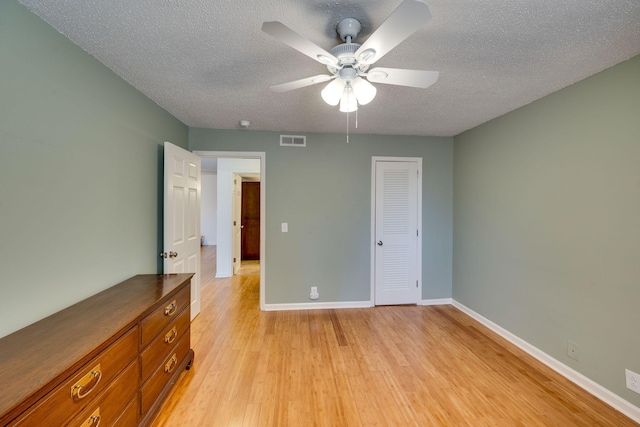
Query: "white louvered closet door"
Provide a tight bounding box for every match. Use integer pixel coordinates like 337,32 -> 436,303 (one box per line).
374,161 -> 419,305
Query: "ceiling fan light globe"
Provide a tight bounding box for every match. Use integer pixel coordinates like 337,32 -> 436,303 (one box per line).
339,85 -> 358,113
321,78 -> 346,106
351,76 -> 377,105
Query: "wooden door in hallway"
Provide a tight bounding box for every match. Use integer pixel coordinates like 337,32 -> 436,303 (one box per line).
241,181 -> 260,260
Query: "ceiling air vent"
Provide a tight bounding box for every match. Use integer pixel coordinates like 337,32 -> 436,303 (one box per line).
280,135 -> 306,147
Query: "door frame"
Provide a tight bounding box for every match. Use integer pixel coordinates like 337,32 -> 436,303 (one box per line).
232,173 -> 242,275
370,156 -> 423,305
194,151 -> 266,311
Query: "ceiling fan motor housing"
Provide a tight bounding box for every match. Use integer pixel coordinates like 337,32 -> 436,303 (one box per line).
330,43 -> 360,63
329,42 -> 369,73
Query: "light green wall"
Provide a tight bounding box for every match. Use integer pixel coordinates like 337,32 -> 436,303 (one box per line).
453,55 -> 640,404
189,129 -> 453,304
0,0 -> 188,338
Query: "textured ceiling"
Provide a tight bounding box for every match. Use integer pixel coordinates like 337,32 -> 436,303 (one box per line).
18,0 -> 640,137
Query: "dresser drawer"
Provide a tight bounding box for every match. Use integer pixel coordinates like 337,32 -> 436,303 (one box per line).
140,285 -> 190,347
140,333 -> 190,416
13,327 -> 138,426
140,305 -> 190,382
111,398 -> 139,427
66,360 -> 138,427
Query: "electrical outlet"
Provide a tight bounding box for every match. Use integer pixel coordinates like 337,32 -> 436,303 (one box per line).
626,369 -> 640,394
311,287 -> 317,293
567,341 -> 579,361
309,286 -> 319,300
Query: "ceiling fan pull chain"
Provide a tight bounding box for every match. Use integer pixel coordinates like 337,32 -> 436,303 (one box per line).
346,110 -> 349,143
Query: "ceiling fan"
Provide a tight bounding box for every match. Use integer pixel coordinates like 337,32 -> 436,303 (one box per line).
262,0 -> 439,113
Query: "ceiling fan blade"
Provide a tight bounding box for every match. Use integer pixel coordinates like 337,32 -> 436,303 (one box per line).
269,75 -> 334,93
355,0 -> 432,65
262,21 -> 339,66
366,68 -> 439,88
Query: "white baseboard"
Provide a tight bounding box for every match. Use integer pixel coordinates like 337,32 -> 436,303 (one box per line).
452,300 -> 640,424
420,298 -> 452,306
263,301 -> 373,311
267,298 -> 452,310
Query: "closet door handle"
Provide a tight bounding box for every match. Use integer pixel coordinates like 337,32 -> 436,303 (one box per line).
377,241 -> 383,246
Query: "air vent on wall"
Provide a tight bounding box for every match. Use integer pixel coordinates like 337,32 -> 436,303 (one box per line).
280,135 -> 306,147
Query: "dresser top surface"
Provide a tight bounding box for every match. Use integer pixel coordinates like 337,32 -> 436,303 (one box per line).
0,273 -> 193,420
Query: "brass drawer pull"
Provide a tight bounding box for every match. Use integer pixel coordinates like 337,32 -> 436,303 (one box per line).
79,408 -> 101,427
165,354 -> 178,374
71,364 -> 102,399
164,300 -> 177,316
165,327 -> 178,344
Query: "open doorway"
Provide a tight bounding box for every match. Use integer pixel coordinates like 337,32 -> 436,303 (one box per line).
196,151 -> 266,310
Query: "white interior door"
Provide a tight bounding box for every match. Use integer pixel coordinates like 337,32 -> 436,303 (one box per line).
374,159 -> 421,305
164,141 -> 201,319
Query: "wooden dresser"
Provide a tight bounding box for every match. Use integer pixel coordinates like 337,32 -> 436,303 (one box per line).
0,274 -> 194,427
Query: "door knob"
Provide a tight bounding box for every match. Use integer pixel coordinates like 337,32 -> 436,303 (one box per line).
377,241 -> 383,246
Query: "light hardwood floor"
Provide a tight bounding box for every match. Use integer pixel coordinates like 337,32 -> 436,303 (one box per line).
152,246 -> 638,426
